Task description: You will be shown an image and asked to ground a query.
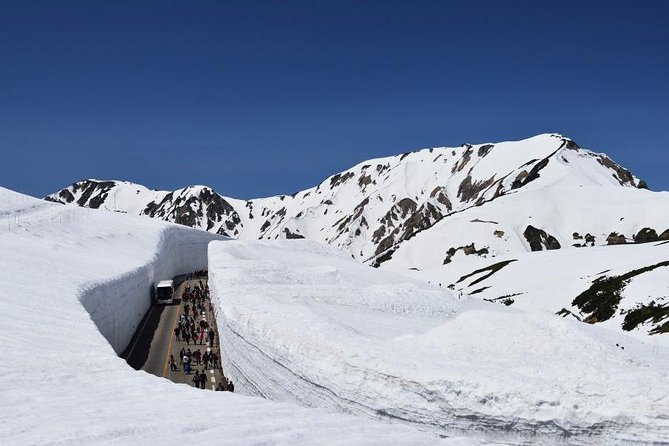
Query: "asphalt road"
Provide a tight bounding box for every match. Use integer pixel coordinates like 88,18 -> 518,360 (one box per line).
121,276 -> 227,390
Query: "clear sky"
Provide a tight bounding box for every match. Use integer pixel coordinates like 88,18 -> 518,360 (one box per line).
1,1 -> 668,198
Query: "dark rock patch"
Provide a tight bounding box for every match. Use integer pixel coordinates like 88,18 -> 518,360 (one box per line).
329,171 -> 355,189
283,228 -> 305,239
457,175 -> 495,203
456,259 -> 517,287
596,155 -> 637,187
358,174 -> 372,188
429,186 -> 452,211
58,189 -> 75,203
606,232 -> 627,245
477,144 -> 494,157
634,228 -> 659,244
523,225 -> 561,251
511,155 -> 552,190
443,243 -> 489,264
451,146 -> 473,174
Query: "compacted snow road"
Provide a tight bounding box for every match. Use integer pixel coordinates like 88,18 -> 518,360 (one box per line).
122,276 -> 228,390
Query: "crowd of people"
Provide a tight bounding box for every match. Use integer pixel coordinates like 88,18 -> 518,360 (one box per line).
166,271 -> 235,392
186,270 -> 208,280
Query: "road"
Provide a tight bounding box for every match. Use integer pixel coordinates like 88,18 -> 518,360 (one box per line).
121,275 -> 227,390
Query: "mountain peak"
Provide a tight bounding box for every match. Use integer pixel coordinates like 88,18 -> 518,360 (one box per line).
46,134 -> 649,262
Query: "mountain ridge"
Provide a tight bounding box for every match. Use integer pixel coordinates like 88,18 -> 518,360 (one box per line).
46,133 -> 648,259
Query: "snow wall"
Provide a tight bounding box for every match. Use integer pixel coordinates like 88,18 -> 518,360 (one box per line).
79,226 -> 220,354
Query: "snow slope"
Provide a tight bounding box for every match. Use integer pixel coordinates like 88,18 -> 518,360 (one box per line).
0,187 -> 455,446
379,185 -> 669,339
209,239 -> 669,444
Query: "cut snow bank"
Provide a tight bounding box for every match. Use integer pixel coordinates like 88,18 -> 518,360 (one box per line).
0,187 -> 452,446
209,239 -> 669,444
80,226 -> 212,353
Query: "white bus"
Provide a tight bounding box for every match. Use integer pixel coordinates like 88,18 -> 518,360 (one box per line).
155,280 -> 175,305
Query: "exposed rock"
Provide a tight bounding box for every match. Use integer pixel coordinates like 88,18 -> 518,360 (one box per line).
429,186 -> 453,211
457,175 -> 495,203
606,232 -> 627,245
443,243 -> 489,264
584,233 -> 596,246
329,171 -> 355,189
260,220 -> 271,232
511,155 -> 552,190
451,146 -> 473,174
573,232 -> 583,240
477,144 -> 494,157
493,230 -> 505,238
283,228 -> 305,239
523,225 -> 561,251
371,225 -> 386,243
358,174 -> 372,188
596,155 -> 637,187
634,228 -> 659,244
659,229 -> 669,241
57,189 -> 75,203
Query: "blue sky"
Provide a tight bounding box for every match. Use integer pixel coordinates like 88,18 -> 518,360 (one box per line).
1,1 -> 668,198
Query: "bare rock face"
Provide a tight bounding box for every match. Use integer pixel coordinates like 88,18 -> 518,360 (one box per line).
283,228 -> 305,239
48,180 -> 118,209
606,232 -> 627,245
443,243 -> 489,264
584,233 -> 596,246
523,225 -> 561,251
634,228 -> 659,244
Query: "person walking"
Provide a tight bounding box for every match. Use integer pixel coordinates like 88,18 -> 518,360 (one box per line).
192,370 -> 200,387
199,371 -> 208,389
207,329 -> 215,346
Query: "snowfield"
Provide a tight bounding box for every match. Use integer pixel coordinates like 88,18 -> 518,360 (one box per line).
0,187 -> 457,446
210,239 -> 669,444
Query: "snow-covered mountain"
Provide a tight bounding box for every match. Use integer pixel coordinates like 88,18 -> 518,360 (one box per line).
48,134 -> 652,256
47,133 -> 669,340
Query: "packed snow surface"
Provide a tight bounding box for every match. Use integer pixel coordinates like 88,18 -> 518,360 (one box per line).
210,239 -> 669,444
0,187 -> 458,446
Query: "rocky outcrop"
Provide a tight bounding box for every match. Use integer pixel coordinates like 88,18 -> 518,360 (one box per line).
523,225 -> 561,251
606,233 -> 627,245
633,228 -> 659,244
443,243 -> 489,264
